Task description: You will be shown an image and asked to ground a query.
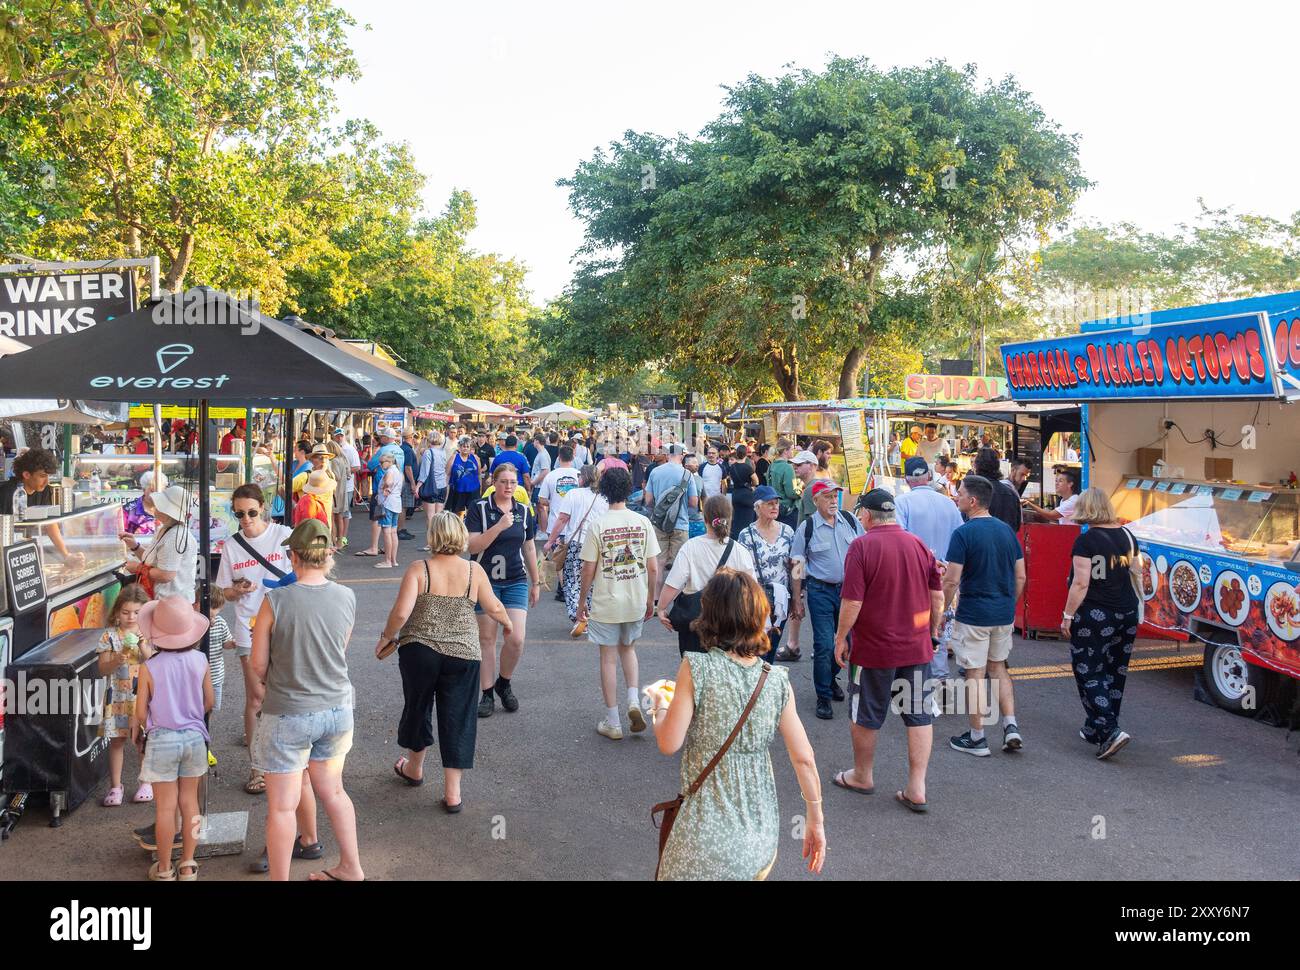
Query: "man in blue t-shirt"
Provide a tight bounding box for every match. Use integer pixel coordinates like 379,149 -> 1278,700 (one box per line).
490,435 -> 533,493
942,473 -> 1026,759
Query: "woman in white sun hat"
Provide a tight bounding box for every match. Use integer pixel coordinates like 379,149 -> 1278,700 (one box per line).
119,484 -> 197,603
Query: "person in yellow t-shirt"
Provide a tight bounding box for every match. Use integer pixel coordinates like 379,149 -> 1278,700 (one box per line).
482,482 -> 532,508
899,425 -> 922,462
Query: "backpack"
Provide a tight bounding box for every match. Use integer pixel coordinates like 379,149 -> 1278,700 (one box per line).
803,509 -> 858,546
649,468 -> 692,533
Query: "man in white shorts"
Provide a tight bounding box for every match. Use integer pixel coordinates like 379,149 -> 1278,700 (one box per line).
578,468 -> 660,741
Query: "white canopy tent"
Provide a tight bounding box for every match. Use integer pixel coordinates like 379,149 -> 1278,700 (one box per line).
523,402 -> 593,421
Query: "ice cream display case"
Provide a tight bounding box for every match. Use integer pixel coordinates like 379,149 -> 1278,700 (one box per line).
1110,478 -> 1300,677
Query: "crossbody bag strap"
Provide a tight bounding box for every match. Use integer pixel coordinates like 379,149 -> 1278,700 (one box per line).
718,538 -> 735,569
232,531 -> 288,578
572,493 -> 598,536
685,662 -> 769,797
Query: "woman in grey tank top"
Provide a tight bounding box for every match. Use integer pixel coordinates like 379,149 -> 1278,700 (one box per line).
250,519 -> 363,882
378,512 -> 511,812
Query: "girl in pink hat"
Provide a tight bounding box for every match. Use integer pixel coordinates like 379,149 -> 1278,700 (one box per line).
133,595 -> 213,881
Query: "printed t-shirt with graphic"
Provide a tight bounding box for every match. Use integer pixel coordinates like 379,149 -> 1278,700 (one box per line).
536,466 -> 581,541
467,497 -> 537,584
215,522 -> 294,646
580,508 -> 661,623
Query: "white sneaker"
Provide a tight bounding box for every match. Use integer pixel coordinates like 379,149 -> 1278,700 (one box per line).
597,717 -> 623,740
627,706 -> 646,733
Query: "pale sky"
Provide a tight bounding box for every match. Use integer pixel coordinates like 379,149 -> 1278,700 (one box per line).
333,0 -> 1299,305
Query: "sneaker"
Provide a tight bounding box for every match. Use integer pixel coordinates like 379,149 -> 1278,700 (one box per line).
627,706 -> 647,733
1002,724 -> 1023,752
397,529 -> 416,540
338,537 -> 349,549
815,698 -> 833,720
597,717 -> 623,740
830,680 -> 845,702
477,692 -> 494,718
494,679 -> 519,713
949,731 -> 991,757
1079,728 -> 1100,744
419,545 -> 431,552
1096,729 -> 1131,761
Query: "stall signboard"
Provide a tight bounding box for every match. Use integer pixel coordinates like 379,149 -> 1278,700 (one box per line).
1133,537 -> 1300,676
128,404 -> 248,420
836,411 -> 869,494
761,414 -> 777,444
0,271 -> 136,350
1001,312 -> 1282,402
904,374 -> 1007,405
4,541 -> 46,616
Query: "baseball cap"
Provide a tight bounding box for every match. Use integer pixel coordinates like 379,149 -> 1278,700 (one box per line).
667,443 -> 685,455
753,485 -> 779,502
332,427 -> 346,436
793,450 -> 818,465
378,428 -> 395,440
810,480 -> 843,498
904,456 -> 930,479
855,488 -> 896,512
282,518 -> 331,552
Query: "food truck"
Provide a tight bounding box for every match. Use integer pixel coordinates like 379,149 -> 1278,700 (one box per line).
1001,291 -> 1300,715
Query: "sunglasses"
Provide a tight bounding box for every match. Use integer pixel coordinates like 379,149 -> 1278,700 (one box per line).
232,509 -> 262,520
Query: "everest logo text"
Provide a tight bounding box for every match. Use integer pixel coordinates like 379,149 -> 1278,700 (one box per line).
90,343 -> 231,390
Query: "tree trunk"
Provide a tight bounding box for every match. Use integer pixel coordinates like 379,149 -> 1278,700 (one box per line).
838,339 -> 870,400
161,232 -> 194,293
771,345 -> 800,401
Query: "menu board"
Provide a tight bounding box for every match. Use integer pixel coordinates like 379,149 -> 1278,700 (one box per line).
762,414 -> 777,444
836,411 -> 869,495
4,541 -> 46,616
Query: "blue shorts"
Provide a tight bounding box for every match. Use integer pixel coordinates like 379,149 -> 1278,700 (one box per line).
139,727 -> 208,783
252,706 -> 354,774
475,580 -> 530,613
379,509 -> 399,528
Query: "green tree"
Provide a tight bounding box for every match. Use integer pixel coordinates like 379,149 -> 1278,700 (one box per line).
560,57 -> 1088,402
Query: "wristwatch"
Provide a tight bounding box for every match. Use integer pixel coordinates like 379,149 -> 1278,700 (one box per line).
1062,611 -> 1075,621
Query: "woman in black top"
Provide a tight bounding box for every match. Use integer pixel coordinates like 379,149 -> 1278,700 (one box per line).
1061,487 -> 1139,762
754,443 -> 771,487
973,448 -> 1022,533
726,444 -> 759,537
466,464 -> 539,718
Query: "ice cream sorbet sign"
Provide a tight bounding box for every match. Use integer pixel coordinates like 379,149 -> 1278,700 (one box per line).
1001,313 -> 1280,402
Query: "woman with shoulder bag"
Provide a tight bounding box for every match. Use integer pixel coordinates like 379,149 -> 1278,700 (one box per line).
119,485 -> 197,603
445,435 -> 481,517
646,569 -> 824,880
736,486 -> 795,663
657,496 -> 757,656
1060,487 -> 1141,761
545,465 -> 607,637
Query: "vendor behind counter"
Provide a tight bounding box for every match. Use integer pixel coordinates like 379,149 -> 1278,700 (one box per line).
0,447 -> 82,562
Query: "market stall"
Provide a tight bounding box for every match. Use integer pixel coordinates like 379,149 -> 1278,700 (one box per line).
1001,291 -> 1300,714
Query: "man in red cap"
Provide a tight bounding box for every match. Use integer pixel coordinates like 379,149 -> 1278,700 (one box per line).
789,478 -> 863,720
220,419 -> 247,456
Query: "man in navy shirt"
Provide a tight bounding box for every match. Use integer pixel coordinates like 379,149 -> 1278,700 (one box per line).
942,474 -> 1026,758
490,435 -> 533,493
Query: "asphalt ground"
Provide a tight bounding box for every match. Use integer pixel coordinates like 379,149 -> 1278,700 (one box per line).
4,509 -> 1299,880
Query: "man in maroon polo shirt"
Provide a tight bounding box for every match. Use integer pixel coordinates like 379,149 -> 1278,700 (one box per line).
832,488 -> 945,812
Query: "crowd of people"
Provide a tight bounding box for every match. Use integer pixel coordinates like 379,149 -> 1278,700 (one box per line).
2,412 -> 1126,882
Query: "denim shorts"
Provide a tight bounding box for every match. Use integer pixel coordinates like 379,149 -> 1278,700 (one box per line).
475,580 -> 530,614
379,509 -> 399,528
139,727 -> 209,783
252,706 -> 354,774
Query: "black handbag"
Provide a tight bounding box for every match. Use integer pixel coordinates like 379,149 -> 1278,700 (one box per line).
667,539 -> 734,633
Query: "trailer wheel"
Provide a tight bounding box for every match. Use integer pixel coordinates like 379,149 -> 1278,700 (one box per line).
1201,641 -> 1272,715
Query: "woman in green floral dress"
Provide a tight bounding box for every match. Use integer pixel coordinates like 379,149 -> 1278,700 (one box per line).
648,569 -> 825,880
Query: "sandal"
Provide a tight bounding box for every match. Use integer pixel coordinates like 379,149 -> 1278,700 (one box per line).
177,859 -> 199,881
441,798 -> 463,814
244,770 -> 267,795
148,861 -> 176,881
832,770 -> 873,795
102,786 -> 124,807
394,757 -> 423,787
895,790 -> 929,814
132,782 -> 154,803
248,836 -> 324,873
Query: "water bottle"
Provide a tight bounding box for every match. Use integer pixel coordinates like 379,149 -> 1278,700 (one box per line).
90,470 -> 101,497
14,487 -> 27,520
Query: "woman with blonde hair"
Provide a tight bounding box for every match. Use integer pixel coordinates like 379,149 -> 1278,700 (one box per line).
657,495 -> 757,657
378,512 -> 511,811
648,569 -> 824,880
1061,486 -> 1140,761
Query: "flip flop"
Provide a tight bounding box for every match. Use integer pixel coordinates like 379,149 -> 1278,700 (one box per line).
895,790 -> 929,813
832,771 -> 873,795
442,798 -> 463,814
132,783 -> 154,803
309,868 -> 364,881
353,550 -> 380,557
394,757 -> 423,787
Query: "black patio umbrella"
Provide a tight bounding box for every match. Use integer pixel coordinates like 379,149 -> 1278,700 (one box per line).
0,288 -> 451,609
